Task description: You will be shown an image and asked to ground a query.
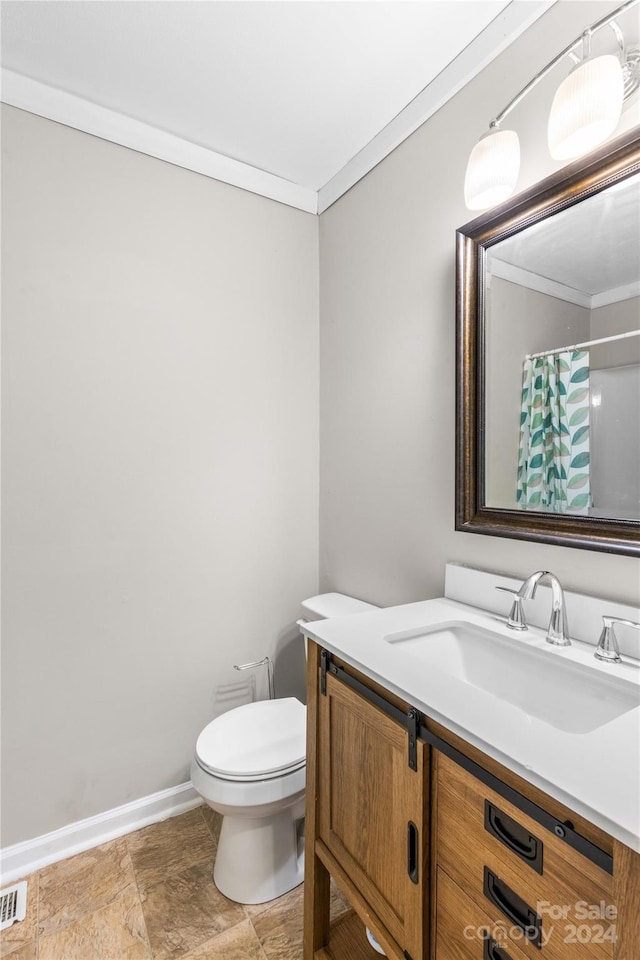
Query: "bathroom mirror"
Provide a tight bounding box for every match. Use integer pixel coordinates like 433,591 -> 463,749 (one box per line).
456,129 -> 640,556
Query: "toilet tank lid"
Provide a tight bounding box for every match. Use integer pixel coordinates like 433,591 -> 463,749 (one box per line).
300,592 -> 378,620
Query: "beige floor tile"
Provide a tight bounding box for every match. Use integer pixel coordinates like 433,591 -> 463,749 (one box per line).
250,883 -> 304,960
38,888 -> 151,960
181,919 -> 267,960
127,810 -> 216,894
140,860 -> 245,960
242,882 -> 302,920
0,942 -> 37,960
0,873 -> 38,957
244,876 -> 347,924
38,837 -> 135,936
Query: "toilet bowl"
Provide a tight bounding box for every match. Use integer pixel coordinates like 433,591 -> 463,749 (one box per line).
191,592 -> 378,904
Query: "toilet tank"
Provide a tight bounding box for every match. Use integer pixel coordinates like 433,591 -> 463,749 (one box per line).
300,592 -> 378,621
298,593 -> 378,661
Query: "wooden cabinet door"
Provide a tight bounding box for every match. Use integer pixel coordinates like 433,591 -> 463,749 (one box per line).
317,667 -> 429,960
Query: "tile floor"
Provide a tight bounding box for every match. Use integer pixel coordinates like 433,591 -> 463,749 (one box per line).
0,807 -> 349,960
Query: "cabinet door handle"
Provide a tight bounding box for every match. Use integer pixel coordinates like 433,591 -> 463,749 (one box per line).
485,800 -> 543,874
407,821 -> 419,884
483,868 -> 542,949
483,930 -> 513,960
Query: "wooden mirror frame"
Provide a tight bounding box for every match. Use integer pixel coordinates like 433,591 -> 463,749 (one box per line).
456,128 -> 640,557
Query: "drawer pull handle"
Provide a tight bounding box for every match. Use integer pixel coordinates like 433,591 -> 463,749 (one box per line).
485,800 -> 543,874
483,930 -> 513,960
483,867 -> 542,949
407,821 -> 419,884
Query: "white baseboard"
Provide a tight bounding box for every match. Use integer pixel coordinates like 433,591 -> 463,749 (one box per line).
0,782 -> 202,885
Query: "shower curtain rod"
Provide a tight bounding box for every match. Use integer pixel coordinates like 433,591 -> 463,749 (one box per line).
526,330 -> 640,360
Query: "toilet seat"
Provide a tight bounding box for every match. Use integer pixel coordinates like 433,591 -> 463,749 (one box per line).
195,697 -> 306,781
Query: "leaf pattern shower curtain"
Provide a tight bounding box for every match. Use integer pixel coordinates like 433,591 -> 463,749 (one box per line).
517,350 -> 591,512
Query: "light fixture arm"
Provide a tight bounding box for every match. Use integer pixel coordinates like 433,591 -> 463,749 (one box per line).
609,20 -> 626,60
490,0 -> 639,129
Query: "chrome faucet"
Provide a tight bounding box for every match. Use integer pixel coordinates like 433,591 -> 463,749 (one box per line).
519,571 -> 571,647
594,616 -> 640,663
497,571 -> 570,646
495,585 -> 529,631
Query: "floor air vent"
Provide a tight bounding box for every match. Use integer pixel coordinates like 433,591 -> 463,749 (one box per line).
0,881 -> 27,930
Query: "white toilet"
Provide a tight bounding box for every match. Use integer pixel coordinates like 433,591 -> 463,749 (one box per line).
190,592 -> 377,904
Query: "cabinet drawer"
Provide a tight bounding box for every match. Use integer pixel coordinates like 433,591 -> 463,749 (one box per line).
435,753 -> 614,960
436,868 -> 530,960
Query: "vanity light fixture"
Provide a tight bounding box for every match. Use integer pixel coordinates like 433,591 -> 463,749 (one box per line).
548,38 -> 624,160
464,0 -> 639,210
464,126 -> 520,210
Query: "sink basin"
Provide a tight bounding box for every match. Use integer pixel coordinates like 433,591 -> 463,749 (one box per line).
385,621 -> 640,734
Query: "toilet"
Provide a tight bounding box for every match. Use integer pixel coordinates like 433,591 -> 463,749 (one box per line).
190,592 -> 377,904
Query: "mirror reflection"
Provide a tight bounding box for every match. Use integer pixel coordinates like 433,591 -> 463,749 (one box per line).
484,172 -> 640,521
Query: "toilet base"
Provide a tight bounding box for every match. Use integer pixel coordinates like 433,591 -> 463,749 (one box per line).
213,798 -> 305,904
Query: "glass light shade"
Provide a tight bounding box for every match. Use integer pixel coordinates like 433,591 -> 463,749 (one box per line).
548,54 -> 624,161
464,129 -> 520,211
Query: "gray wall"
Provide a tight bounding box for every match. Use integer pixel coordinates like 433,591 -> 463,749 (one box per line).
590,298 -> 640,369
319,0 -> 640,608
1,106 -> 319,845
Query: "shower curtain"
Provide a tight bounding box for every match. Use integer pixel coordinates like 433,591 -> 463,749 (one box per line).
517,349 -> 591,512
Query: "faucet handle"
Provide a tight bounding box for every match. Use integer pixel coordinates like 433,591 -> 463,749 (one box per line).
495,586 -> 528,632
594,616 -> 640,664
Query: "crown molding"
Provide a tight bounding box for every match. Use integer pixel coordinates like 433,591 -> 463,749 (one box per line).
491,258 -> 640,310
489,258 -> 592,308
591,281 -> 640,309
316,0 -> 555,213
0,69 -> 318,214
1,2 -> 554,217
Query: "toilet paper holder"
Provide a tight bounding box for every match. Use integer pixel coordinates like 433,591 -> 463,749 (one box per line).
234,656 -> 275,700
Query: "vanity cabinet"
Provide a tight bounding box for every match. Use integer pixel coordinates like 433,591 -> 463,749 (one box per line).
316,656 -> 429,959
433,749 -> 614,960
304,642 -> 430,960
304,641 -> 640,960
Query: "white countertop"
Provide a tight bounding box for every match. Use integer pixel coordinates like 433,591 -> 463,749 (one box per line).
302,596 -> 640,854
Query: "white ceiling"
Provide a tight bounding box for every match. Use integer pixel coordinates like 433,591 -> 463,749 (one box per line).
490,173 -> 640,307
1,1 -> 553,212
